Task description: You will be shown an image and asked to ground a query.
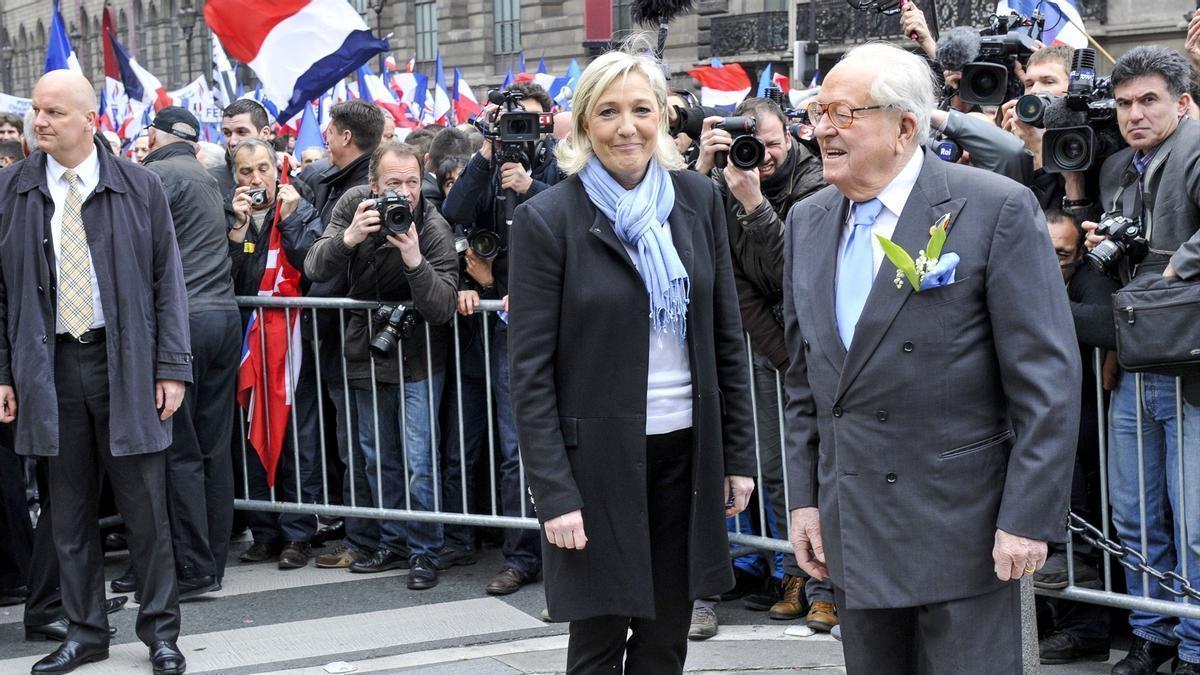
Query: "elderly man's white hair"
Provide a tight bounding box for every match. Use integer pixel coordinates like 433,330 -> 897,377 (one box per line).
840,43 -> 936,146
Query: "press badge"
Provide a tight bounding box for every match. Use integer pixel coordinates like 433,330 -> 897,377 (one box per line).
243,242 -> 255,254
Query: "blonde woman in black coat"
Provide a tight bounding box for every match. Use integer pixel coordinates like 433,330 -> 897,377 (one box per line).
508,42 -> 757,675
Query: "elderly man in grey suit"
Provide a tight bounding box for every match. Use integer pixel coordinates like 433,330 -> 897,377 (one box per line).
782,43 -> 1080,673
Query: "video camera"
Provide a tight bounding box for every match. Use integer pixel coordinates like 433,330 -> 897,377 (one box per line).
957,12 -> 1043,106
1032,49 -> 1125,173
473,89 -> 554,169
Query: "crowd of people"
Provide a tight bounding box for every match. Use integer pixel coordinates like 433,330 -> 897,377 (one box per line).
1,2 -> 1200,673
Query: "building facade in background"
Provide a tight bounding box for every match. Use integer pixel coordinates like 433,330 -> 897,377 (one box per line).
1,0 -> 1195,104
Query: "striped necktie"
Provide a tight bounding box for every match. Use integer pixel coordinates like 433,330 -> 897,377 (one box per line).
58,169 -> 94,338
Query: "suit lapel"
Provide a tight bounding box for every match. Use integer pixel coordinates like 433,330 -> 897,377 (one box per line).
835,153 -> 964,402
810,198 -> 851,370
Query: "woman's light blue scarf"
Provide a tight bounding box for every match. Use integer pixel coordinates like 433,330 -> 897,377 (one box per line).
579,156 -> 689,342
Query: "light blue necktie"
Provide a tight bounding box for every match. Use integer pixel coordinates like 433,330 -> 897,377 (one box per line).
836,198 -> 884,349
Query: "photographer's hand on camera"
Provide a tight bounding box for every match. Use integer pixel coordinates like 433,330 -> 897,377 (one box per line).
724,163 -> 764,213
499,162 -> 533,195
464,247 -> 495,289
697,116 -> 733,176
386,218 -> 423,270
342,198 -> 382,249
228,186 -> 261,243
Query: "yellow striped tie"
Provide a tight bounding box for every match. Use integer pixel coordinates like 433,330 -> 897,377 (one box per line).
58,170 -> 94,338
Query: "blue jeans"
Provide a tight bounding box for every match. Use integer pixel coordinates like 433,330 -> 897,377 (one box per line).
492,323 -> 542,576
1109,371 -> 1200,662
440,315 -> 489,553
326,378 -> 378,553
353,373 -> 445,560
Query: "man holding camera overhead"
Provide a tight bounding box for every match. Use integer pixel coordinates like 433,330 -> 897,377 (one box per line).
305,141 -> 459,591
441,82 -> 561,597
692,97 -> 832,633
1081,46 -> 1200,675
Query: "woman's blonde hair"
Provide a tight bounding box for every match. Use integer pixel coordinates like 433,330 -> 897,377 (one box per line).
555,33 -> 685,175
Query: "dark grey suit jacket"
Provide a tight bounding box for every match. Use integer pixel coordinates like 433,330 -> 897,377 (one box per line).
782,150 -> 1081,610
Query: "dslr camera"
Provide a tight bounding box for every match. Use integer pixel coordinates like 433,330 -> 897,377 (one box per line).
1036,48 -> 1125,173
1087,212 -> 1148,276
958,13 -> 1042,106
713,117 -> 766,170
454,227 -> 504,261
369,304 -> 419,357
374,190 -> 414,237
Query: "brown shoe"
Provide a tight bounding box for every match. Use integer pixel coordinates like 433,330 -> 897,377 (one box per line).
769,574 -> 806,620
806,600 -> 839,632
278,541 -> 312,569
314,544 -> 369,569
486,567 -> 535,595
238,541 -> 283,563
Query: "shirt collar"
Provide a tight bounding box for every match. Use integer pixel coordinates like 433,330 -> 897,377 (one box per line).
873,149 -> 924,218
1132,147 -> 1158,176
45,147 -> 100,187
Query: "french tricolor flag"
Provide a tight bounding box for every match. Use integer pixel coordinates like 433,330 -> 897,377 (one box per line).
453,68 -> 482,122
204,0 -> 389,122
997,0 -> 1089,48
688,62 -> 752,110
104,17 -> 172,113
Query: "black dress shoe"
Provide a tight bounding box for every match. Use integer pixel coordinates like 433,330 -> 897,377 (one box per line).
102,531 -> 127,553
310,519 -> 345,547
1177,660 -> 1200,675
31,640 -> 109,673
110,568 -> 137,593
407,555 -> 439,590
278,541 -> 312,569
25,620 -> 117,642
238,540 -> 283,563
1112,635 -> 1176,675
106,596 -> 128,614
1038,631 -> 1109,664
177,575 -> 220,602
349,548 -> 410,573
149,640 -> 186,675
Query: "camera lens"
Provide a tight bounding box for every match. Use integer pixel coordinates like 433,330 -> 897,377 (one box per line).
729,136 -> 765,170
1016,94 -> 1047,125
470,230 -> 502,260
369,327 -> 399,356
1085,240 -> 1123,274
1050,130 -> 1090,172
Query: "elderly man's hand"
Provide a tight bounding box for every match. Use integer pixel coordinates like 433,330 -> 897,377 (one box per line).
544,509 -> 588,550
155,379 -> 185,421
789,507 -> 829,580
993,528 -> 1047,581
0,385 -> 16,423
276,183 -> 301,221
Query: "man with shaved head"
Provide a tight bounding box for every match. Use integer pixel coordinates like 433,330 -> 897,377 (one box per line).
0,70 -> 190,675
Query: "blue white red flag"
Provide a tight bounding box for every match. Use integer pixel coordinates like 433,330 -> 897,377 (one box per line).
204,0 -> 389,122
237,156 -> 303,486
688,62 -> 752,110
44,1 -> 82,75
453,68 -> 482,122
996,0 -> 1089,48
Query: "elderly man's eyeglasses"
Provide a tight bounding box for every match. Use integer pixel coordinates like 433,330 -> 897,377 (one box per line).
805,102 -> 891,129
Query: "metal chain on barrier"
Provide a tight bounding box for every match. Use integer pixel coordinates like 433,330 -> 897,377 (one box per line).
1068,511 -> 1200,602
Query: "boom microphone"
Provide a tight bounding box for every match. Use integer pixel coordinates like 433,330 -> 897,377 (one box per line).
936,26 -> 982,72
631,0 -> 696,25
1042,96 -> 1085,130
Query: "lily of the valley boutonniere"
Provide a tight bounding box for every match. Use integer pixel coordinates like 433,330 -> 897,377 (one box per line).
876,213 -> 961,292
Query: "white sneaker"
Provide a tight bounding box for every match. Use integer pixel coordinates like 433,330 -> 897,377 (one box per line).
688,605 -> 718,640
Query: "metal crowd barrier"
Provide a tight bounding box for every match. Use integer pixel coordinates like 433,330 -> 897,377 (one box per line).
233,296 -> 1199,623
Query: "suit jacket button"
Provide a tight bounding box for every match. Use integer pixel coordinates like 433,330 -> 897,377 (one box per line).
903,342 -> 915,352
832,406 -> 843,418
886,472 -> 897,483
803,339 -> 810,351
37,285 -> 44,293
876,410 -> 888,422
41,335 -> 48,343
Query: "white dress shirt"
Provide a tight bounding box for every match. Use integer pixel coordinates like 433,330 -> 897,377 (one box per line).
836,149 -> 925,283
45,149 -> 105,333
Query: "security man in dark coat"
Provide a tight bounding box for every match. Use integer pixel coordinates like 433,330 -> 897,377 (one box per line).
140,106 -> 240,597
0,71 -> 191,675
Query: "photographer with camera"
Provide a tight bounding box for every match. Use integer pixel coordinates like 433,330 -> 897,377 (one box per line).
304,142 -> 459,590
226,139 -> 328,569
1080,46 -> 1200,675
694,97 -> 834,633
440,82 -> 560,596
